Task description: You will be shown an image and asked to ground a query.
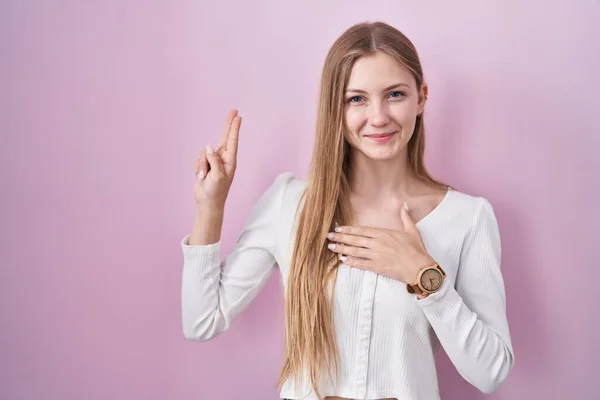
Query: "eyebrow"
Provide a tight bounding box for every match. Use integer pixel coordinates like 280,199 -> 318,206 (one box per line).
346,83 -> 410,94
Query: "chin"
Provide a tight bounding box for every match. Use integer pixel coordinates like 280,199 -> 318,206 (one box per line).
361,146 -> 403,161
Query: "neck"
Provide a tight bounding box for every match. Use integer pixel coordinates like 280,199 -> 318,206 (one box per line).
347,149 -> 416,200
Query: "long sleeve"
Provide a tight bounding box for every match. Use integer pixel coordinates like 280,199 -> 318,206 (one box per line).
416,197 -> 515,393
180,172 -> 292,341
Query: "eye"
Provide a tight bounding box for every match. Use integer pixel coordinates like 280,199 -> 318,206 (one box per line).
388,91 -> 405,99
348,95 -> 363,103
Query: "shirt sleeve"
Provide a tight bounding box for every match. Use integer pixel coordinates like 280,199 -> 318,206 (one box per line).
416,197 -> 515,393
180,172 -> 293,341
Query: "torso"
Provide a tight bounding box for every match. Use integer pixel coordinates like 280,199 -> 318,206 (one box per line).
276,174 -> 471,400
323,185 -> 448,400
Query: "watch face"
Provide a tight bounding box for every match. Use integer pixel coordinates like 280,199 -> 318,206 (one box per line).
420,268 -> 443,291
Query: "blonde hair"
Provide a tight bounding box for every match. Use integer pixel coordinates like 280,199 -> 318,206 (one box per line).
276,21 -> 447,399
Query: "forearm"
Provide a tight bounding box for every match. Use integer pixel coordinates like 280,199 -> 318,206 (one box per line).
417,282 -> 514,393
188,204 -> 225,245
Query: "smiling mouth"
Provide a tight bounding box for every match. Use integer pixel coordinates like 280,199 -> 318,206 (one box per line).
364,132 -> 396,142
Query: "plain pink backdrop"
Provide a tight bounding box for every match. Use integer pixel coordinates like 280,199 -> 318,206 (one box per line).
2,1 -> 599,399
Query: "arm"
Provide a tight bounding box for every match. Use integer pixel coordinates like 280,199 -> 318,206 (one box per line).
416,197 -> 515,393
181,172 -> 292,341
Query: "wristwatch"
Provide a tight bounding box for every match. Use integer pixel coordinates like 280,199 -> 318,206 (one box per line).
407,262 -> 446,295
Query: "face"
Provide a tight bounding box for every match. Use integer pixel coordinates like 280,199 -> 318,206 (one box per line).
420,269 -> 442,291
344,51 -> 427,161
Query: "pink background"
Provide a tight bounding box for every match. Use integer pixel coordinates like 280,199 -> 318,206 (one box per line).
2,1 -> 599,399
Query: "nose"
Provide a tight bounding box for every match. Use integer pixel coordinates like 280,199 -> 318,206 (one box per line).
367,101 -> 390,127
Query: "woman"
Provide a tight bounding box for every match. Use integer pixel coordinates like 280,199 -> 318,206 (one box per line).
181,21 -> 514,400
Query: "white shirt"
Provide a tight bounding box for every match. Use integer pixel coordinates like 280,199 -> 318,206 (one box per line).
180,172 -> 514,400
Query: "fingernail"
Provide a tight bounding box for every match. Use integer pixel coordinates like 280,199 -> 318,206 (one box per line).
404,202 -> 410,211
206,145 -> 214,154
327,233 -> 335,239
328,243 -> 336,250
197,169 -> 205,180
334,227 -> 342,233
340,256 -> 347,262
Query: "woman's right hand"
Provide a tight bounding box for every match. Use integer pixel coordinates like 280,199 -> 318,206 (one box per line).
193,109 -> 242,208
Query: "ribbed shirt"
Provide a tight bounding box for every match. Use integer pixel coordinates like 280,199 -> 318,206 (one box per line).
181,172 -> 514,400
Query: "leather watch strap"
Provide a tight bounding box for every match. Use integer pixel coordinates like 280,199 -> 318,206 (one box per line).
406,282 -> 424,295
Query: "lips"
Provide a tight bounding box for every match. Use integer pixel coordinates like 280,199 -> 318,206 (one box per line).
365,132 -> 395,138
364,131 -> 396,143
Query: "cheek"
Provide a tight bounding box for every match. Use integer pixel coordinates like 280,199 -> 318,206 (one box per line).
390,104 -> 417,132
391,102 -> 416,121
345,107 -> 366,134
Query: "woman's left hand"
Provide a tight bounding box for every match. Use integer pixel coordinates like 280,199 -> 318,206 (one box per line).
327,203 -> 435,284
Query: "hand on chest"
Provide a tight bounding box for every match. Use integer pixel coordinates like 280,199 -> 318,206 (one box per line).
327,199 -> 437,285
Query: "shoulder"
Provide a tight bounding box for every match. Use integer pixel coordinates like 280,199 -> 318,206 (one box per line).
447,189 -> 497,220
446,189 -> 500,243
257,172 -> 307,220
260,173 -> 307,253
267,171 -> 307,203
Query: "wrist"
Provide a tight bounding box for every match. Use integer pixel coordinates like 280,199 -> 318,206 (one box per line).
195,203 -> 224,217
406,255 -> 445,297
409,254 -> 436,283
196,198 -> 226,213
189,205 -> 225,245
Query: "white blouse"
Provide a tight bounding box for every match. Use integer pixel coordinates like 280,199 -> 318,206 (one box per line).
180,172 -> 514,400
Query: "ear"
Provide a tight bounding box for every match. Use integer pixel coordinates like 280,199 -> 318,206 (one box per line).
418,82 -> 428,113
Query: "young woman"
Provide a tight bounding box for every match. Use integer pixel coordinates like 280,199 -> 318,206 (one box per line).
181,21 -> 514,400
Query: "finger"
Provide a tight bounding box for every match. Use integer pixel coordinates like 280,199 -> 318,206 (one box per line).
194,150 -> 209,180
218,109 -> 238,150
205,145 -> 225,179
327,242 -> 371,259
401,202 -> 419,235
327,232 -> 373,249
334,225 -> 385,238
226,115 -> 242,161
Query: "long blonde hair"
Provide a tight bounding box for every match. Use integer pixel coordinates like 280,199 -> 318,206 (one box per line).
276,21 -> 447,398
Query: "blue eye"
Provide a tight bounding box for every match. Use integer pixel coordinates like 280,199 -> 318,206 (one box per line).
348,95 -> 363,103
389,91 -> 405,98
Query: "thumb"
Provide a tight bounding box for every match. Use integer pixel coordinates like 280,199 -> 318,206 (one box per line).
205,145 -> 225,180
401,202 -> 419,235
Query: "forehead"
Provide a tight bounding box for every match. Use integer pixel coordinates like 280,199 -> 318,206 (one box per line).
346,51 -> 415,90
